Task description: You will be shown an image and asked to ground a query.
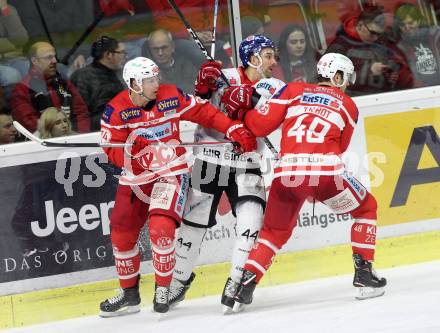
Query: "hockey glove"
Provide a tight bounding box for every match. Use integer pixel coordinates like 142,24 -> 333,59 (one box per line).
225,121 -> 257,153
221,85 -> 255,120
125,133 -> 152,163
194,61 -> 222,98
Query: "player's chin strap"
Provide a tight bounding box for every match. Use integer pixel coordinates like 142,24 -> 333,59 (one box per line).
128,86 -> 151,103
247,53 -> 267,79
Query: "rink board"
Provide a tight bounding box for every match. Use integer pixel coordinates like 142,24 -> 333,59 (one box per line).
1,230 -> 440,329
1,87 -> 440,328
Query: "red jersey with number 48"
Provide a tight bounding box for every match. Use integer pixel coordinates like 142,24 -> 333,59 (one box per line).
245,82 -> 359,176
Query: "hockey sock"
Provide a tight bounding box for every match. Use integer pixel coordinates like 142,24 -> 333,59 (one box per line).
230,201 -> 264,282
149,214 -> 177,286
351,218 -> 376,261
114,245 -> 141,289
244,237 -> 279,283
174,223 -> 206,282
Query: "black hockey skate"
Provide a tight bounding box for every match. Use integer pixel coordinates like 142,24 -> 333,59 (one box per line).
353,254 -> 387,300
153,284 -> 170,313
99,279 -> 141,317
168,272 -> 196,307
221,277 -> 239,314
232,270 -> 257,313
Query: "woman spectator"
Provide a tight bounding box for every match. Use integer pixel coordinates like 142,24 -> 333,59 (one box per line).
273,24 -> 319,83
393,3 -> 440,87
36,107 -> 74,139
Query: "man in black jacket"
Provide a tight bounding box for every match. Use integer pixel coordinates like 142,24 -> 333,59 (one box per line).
71,36 -> 125,131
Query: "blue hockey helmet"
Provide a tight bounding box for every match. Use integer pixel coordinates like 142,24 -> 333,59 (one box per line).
239,34 -> 275,67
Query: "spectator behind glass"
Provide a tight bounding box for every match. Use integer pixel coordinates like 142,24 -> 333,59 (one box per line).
393,3 -> 440,87
0,110 -> 17,144
0,0 -> 28,89
10,41 -> 90,133
144,29 -> 197,94
144,1 -> 217,68
273,24 -> 319,83
71,36 -> 125,131
36,107 -> 73,139
326,5 -> 413,96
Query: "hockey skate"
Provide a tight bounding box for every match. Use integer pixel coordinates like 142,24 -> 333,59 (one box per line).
221,277 -> 239,314
153,284 -> 170,314
168,272 -> 196,308
353,254 -> 387,300
99,281 -> 141,317
232,270 -> 257,313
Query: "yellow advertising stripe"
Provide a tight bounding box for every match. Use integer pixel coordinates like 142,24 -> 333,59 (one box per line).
1,230 -> 440,330
364,108 -> 440,226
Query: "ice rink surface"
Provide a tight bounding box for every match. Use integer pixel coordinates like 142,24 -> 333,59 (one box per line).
5,260 -> 440,333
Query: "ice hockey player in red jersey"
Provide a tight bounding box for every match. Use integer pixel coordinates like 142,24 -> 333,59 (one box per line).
222,53 -> 387,312
98,57 -> 256,316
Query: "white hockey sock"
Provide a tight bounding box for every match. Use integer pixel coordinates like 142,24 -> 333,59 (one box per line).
173,223 -> 206,282
230,201 -> 264,283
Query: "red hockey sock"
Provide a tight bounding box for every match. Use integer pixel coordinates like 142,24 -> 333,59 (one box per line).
351,218 -> 376,261
149,214 -> 177,286
114,245 -> 141,289
244,238 -> 279,283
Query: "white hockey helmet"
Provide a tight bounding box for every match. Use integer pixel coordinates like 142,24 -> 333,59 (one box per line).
123,57 -> 160,93
317,53 -> 356,87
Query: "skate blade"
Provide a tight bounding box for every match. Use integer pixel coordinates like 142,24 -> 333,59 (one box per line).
232,302 -> 247,313
169,301 -> 181,309
99,305 -> 140,318
355,287 -> 385,300
151,308 -> 169,321
222,305 -> 233,315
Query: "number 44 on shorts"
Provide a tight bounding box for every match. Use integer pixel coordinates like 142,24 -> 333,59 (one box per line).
241,229 -> 258,240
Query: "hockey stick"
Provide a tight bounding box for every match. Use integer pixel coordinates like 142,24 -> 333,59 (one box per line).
166,0 -> 229,84
13,121 -> 233,149
60,11 -> 105,65
167,0 -> 279,159
34,0 -> 55,46
210,0 -> 219,58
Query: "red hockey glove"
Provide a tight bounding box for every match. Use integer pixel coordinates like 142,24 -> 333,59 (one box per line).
195,61 -> 222,97
221,85 -> 254,120
225,121 -> 257,153
115,133 -> 152,172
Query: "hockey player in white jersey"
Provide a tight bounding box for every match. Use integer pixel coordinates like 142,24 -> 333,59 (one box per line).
168,35 -> 285,314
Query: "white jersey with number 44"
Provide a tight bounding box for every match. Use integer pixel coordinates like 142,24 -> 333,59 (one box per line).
193,66 -> 285,168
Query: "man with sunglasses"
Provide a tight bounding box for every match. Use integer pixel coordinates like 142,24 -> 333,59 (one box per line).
326,5 -> 413,96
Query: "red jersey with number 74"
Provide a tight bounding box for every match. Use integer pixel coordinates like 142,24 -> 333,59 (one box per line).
245,82 -> 359,176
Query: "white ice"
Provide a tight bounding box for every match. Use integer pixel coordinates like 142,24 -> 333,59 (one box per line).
5,260 -> 440,333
